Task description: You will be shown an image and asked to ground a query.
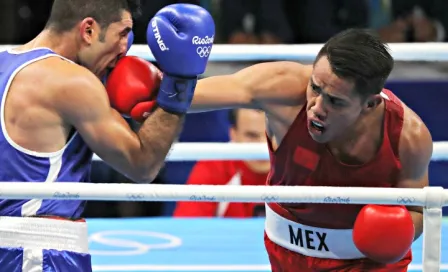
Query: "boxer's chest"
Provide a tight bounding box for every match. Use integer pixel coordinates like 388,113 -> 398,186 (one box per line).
269,135 -> 401,229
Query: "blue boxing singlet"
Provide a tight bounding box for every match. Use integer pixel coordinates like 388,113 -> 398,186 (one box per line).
0,47 -> 93,219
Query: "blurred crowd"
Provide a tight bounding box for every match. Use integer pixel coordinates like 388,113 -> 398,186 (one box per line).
1,0 -> 448,45
0,0 -> 447,218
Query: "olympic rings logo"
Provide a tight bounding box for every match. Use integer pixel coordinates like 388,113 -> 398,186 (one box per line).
261,194 -> 279,202
397,197 -> 416,204
196,46 -> 211,58
126,193 -> 146,201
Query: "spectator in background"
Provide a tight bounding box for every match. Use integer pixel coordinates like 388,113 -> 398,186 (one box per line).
174,109 -> 269,218
283,0 -> 368,43
219,0 -> 293,44
131,0 -> 201,44
283,0 -> 448,44
371,0 -> 448,43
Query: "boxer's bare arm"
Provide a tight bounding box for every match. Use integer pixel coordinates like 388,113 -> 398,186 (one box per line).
397,106 -> 433,240
191,61 -> 311,113
54,65 -> 183,183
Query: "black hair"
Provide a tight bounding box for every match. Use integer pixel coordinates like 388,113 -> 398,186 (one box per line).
45,0 -> 141,35
315,28 -> 394,97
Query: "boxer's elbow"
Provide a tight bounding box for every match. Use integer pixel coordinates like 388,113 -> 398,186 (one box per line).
133,175 -> 157,184
126,165 -> 159,184
123,153 -> 162,184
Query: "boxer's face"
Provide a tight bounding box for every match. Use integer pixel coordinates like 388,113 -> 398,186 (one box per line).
306,56 -> 364,143
230,109 -> 270,173
78,10 -> 133,78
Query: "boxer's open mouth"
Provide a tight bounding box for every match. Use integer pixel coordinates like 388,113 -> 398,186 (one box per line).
310,120 -> 325,132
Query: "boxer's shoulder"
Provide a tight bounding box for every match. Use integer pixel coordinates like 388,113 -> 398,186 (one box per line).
235,61 -> 310,99
15,56 -> 99,93
37,59 -> 109,121
400,105 -> 431,149
8,56 -> 84,104
398,105 -> 432,174
232,61 -> 310,151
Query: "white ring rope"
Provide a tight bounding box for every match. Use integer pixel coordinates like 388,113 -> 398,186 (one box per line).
92,141 -> 448,161
127,43 -> 448,62
2,43 -> 448,62
0,182 -> 445,205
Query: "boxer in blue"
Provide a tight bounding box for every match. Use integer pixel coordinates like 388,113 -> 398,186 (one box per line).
0,0 -> 214,271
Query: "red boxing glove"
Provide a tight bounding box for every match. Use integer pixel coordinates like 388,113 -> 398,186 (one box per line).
106,56 -> 160,122
353,204 -> 414,264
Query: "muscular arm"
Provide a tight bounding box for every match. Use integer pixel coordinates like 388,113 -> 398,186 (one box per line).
191,61 -> 311,112
56,66 -> 184,183
397,107 -> 433,240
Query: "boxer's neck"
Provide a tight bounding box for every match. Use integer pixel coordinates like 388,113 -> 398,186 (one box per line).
327,102 -> 385,165
26,30 -> 80,62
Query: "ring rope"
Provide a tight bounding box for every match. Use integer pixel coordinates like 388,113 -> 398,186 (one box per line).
92,141 -> 448,161
0,182 -> 445,205
129,43 -> 448,62
1,43 -> 448,62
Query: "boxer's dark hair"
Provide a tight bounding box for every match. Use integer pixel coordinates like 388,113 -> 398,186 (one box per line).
315,28 -> 393,99
45,0 -> 141,39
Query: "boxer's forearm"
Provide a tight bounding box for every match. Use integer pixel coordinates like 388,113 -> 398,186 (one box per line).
189,75 -> 254,113
409,210 -> 423,241
135,108 -> 184,183
190,62 -> 309,113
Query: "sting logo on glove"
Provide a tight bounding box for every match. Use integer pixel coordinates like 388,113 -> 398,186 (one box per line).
151,20 -> 169,52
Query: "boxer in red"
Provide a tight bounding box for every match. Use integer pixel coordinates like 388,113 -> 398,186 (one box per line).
186,29 -> 431,271
130,29 -> 429,270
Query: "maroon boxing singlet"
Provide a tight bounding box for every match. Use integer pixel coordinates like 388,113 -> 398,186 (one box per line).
266,89 -> 404,229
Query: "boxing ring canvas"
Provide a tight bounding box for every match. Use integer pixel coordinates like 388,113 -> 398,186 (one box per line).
87,217 -> 448,272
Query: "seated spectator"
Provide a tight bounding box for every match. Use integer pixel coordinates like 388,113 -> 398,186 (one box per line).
372,0 -> 448,43
173,109 -> 269,218
219,0 -> 292,44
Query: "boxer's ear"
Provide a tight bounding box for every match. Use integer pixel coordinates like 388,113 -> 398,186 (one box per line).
80,17 -> 96,45
362,94 -> 382,113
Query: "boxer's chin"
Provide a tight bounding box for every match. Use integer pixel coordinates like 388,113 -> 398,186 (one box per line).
309,131 -> 326,143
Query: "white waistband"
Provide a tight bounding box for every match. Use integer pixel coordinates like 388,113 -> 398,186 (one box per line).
264,204 -> 365,260
0,216 -> 88,253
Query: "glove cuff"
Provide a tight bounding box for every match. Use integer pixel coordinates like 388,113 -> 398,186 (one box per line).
156,74 -> 198,114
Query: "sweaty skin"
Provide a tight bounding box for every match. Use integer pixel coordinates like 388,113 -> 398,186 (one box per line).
190,60 -> 432,240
